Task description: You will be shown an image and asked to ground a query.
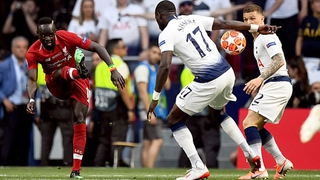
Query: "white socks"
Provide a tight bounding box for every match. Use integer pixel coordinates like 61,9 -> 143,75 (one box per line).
172,126 -> 204,169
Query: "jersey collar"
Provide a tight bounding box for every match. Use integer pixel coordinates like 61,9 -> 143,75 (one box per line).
169,14 -> 178,22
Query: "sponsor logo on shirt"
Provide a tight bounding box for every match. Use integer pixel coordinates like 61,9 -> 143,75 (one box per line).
266,42 -> 276,48
159,40 -> 166,47
52,52 -> 62,59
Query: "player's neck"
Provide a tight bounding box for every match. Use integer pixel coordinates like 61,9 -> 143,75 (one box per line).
252,32 -> 259,39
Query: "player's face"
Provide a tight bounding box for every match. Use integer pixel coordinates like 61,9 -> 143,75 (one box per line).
243,11 -> 264,25
155,12 -> 165,31
37,24 -> 56,51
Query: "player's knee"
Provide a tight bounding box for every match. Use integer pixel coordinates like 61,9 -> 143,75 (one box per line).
52,69 -> 62,82
243,118 -> 258,129
166,114 -> 186,126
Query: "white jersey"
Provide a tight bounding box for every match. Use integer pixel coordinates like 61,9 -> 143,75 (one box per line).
253,34 -> 288,79
158,15 -> 230,83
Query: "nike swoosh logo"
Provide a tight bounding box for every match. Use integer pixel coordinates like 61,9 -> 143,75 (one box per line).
278,166 -> 284,174
251,173 -> 263,179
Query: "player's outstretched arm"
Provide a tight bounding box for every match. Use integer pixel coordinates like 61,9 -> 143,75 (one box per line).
26,68 -> 38,114
147,51 -> 173,120
88,41 -> 126,89
212,18 -> 280,34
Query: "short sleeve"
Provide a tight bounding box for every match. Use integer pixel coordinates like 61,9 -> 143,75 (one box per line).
194,15 -> 214,31
58,30 -> 91,50
158,31 -> 174,52
260,35 -> 282,59
26,51 -> 38,70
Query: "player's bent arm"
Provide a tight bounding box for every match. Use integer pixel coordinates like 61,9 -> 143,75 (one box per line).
27,68 -> 38,99
213,18 -> 278,34
154,51 -> 172,93
212,18 -> 251,31
259,53 -> 285,80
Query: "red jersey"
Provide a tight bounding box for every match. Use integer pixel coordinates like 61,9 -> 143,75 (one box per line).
26,30 -> 91,74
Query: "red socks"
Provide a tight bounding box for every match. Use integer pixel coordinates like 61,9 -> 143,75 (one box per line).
61,66 -> 79,81
72,123 -> 86,171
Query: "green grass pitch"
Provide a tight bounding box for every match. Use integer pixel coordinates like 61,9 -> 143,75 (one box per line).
0,167 -> 319,180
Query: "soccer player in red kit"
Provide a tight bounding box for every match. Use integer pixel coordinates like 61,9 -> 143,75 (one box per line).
26,17 -> 125,178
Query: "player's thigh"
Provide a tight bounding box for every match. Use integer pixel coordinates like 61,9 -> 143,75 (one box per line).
208,69 -> 236,110
175,81 -> 216,116
70,78 -> 90,106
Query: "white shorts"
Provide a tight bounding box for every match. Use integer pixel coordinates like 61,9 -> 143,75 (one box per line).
176,68 -> 237,116
249,80 -> 292,124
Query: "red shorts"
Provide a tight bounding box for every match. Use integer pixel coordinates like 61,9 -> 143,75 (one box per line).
46,75 -> 90,106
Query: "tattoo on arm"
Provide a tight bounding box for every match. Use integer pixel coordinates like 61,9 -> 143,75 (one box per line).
259,53 -> 284,80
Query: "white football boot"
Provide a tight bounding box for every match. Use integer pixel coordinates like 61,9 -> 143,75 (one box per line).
176,166 -> 210,180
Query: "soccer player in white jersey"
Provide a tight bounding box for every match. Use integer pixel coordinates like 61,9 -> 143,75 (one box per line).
147,1 -> 279,180
238,4 -> 294,180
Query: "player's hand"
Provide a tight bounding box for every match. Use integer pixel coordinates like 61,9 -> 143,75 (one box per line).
147,100 -> 158,121
26,101 -> 35,114
111,70 -> 126,89
258,25 -> 281,34
148,113 -> 157,125
243,77 -> 263,95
